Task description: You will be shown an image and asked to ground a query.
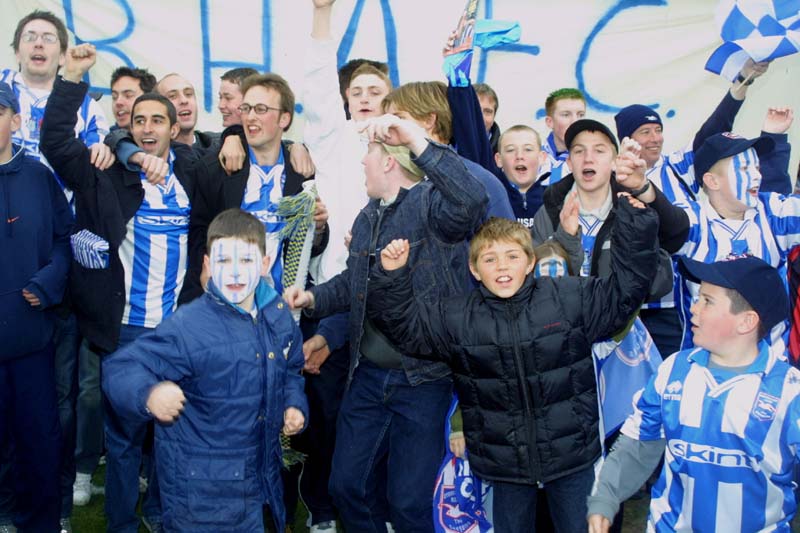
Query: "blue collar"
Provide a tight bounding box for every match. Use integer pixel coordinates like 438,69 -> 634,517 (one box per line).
207,277 -> 278,315
248,146 -> 285,173
687,340 -> 770,375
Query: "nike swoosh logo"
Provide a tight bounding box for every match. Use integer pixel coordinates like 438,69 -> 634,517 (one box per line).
7,217 -> 19,223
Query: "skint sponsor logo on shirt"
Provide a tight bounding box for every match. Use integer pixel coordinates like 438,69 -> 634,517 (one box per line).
136,215 -> 189,227
668,439 -> 760,471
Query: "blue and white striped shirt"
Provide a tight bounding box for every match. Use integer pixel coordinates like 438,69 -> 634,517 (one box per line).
674,194 -> 800,353
622,342 -> 800,532
539,132 -> 568,185
0,69 -> 109,206
119,151 -> 190,328
241,149 -> 287,293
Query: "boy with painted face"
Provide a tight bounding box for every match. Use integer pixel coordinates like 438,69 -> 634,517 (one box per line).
103,208 -> 307,532
588,256 -> 798,533
672,110 -> 800,354
369,196 -> 660,533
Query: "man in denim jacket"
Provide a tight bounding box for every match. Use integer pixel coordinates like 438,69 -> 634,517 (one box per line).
285,115 -> 488,532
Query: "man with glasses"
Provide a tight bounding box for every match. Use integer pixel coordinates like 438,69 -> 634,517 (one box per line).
189,73 -> 329,296
0,10 -> 110,533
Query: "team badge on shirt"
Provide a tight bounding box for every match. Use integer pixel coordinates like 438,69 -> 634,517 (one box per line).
752,392 -> 779,422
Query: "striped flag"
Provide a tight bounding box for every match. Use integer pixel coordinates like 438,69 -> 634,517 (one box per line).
705,0 -> 800,81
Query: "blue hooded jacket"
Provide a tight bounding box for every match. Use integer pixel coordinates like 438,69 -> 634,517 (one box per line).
102,279 -> 308,532
0,145 -> 72,360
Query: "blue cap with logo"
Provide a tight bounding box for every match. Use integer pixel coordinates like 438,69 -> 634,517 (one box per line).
0,82 -> 19,113
679,255 -> 788,335
614,104 -> 662,141
693,132 -> 774,180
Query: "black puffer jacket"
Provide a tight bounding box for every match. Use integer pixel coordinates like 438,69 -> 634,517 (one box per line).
370,199 -> 659,484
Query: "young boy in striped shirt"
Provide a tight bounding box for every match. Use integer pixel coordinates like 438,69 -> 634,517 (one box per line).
588,256 -> 799,532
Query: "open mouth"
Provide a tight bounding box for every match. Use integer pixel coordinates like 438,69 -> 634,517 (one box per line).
514,164 -> 528,173
496,275 -> 512,284
226,283 -> 245,292
31,54 -> 47,64
178,110 -> 192,119
140,138 -> 157,148
582,169 -> 596,178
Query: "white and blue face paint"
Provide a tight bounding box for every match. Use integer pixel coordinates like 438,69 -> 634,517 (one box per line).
534,255 -> 568,278
210,237 -> 263,305
727,148 -> 762,208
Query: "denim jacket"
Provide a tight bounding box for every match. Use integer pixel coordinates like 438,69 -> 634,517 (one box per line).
309,141 -> 488,385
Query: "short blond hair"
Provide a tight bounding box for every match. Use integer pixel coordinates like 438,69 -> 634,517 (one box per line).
498,125 -> 542,151
383,81 -> 452,143
349,63 -> 392,92
469,217 -> 534,267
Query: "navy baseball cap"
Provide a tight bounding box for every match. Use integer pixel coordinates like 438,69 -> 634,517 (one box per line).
564,119 -> 618,152
679,256 -> 788,334
693,132 -> 774,180
0,82 -> 19,113
614,105 -> 662,141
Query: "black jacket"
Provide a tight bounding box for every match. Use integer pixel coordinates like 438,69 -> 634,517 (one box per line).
184,126 -> 328,302
40,77 -> 199,353
370,199 -> 659,484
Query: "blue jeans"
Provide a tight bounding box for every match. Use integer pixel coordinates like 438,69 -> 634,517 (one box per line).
492,465 -> 596,533
329,359 -> 452,533
104,324 -> 161,532
0,343 -> 62,531
53,313 -> 81,519
75,339 -> 104,474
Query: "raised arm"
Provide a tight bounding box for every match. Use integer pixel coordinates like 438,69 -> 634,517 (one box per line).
303,0 -> 348,157
368,239 -> 454,362
39,44 -> 100,192
615,138 -> 689,253
692,59 -> 770,153
759,107 -> 793,195
580,195 -> 659,340
359,114 -> 488,241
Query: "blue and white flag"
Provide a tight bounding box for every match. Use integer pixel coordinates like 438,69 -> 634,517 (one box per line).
705,0 -> 800,81
593,318 -> 663,441
433,396 -> 493,533
70,229 -> 109,269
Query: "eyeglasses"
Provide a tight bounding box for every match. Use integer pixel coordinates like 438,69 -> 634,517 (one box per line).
21,32 -> 59,44
238,103 -> 281,115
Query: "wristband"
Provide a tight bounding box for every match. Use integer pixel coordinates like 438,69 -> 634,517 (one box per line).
629,180 -> 651,198
735,73 -> 754,86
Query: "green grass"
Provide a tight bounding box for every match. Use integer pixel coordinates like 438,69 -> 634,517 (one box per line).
69,469 -> 800,532
70,467 -> 311,532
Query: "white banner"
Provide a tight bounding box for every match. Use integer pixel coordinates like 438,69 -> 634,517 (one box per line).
3,0 -> 797,175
